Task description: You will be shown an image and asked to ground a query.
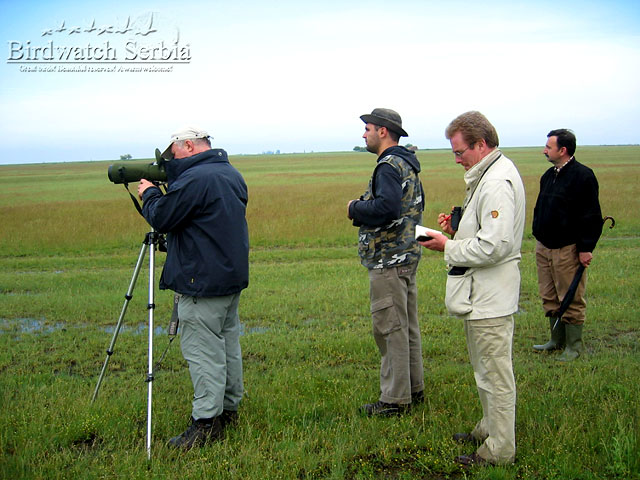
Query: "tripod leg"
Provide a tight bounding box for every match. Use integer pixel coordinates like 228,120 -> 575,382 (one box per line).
146,230 -> 158,462
92,240 -> 149,403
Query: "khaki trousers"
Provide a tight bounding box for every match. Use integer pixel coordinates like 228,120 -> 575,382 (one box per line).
535,242 -> 587,325
465,315 -> 516,464
369,263 -> 424,405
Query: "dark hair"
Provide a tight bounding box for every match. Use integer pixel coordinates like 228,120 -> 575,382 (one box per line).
445,111 -> 499,148
547,129 -> 576,156
374,125 -> 400,143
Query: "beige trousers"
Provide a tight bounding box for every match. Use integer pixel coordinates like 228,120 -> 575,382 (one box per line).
535,242 -> 587,325
465,315 -> 516,464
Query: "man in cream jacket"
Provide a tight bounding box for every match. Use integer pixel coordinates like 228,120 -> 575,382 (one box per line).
420,111 -> 525,466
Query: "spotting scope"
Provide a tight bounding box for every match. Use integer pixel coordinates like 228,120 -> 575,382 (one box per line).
108,149 -> 167,184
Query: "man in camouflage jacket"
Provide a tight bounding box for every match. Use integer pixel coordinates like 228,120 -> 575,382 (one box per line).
348,108 -> 425,417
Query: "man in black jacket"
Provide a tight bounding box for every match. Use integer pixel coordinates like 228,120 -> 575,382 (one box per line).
138,126 -> 249,448
348,108 -> 425,416
532,129 -> 602,361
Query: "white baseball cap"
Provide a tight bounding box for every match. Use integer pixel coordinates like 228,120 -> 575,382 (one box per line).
161,126 -> 211,160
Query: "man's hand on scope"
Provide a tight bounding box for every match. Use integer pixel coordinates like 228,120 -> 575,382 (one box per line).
137,179 -> 155,200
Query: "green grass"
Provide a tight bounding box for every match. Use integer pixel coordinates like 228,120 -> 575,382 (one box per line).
0,147 -> 639,479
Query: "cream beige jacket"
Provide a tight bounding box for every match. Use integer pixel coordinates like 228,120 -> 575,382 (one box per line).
444,150 -> 526,320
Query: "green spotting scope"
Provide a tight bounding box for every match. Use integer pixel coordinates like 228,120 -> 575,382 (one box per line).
108,149 -> 167,184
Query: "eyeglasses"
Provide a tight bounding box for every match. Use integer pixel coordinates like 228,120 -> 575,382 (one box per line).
453,142 -> 476,158
453,147 -> 470,158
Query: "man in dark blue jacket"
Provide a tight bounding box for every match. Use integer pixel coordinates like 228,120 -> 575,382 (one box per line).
348,108 -> 425,416
138,126 -> 249,449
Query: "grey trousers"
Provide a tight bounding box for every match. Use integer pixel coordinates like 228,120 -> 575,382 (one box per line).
465,315 -> 516,464
369,263 -> 424,405
178,293 -> 244,420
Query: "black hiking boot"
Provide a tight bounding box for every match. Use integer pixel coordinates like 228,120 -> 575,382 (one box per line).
220,410 -> 239,429
359,400 -> 407,417
412,390 -> 424,405
167,416 -> 223,450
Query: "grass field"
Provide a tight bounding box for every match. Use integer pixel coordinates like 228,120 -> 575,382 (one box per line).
0,146 -> 639,479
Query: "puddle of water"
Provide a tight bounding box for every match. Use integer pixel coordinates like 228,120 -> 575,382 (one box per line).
0,318 -> 270,337
0,317 -> 65,334
104,324 -> 166,336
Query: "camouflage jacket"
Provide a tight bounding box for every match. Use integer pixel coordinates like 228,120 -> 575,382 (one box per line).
355,149 -> 423,269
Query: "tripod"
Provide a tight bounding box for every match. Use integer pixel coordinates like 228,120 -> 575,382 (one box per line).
92,229 -> 165,461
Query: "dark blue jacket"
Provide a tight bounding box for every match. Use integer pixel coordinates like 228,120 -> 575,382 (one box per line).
142,148 -> 249,297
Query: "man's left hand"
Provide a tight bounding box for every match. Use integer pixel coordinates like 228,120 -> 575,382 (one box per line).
138,179 -> 155,200
419,232 -> 448,252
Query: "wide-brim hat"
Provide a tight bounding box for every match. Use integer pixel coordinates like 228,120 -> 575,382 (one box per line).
360,108 -> 408,137
161,126 -> 211,160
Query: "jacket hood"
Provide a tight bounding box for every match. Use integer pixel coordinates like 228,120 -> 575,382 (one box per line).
379,145 -> 421,173
166,148 -> 228,181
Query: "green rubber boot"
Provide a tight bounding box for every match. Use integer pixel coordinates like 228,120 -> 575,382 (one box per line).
557,324 -> 584,362
533,317 -> 565,351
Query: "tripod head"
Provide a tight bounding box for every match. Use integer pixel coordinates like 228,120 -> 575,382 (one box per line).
146,230 -> 167,253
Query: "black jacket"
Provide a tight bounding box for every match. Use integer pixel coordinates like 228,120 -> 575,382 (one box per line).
349,145 -> 422,227
142,149 -> 249,297
532,158 -> 602,252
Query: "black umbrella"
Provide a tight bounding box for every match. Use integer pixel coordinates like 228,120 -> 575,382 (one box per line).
551,216 -> 615,330
552,264 -> 585,330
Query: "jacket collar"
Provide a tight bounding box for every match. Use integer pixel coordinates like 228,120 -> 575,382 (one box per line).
462,148 -> 502,210
464,148 -> 502,187
166,148 -> 228,181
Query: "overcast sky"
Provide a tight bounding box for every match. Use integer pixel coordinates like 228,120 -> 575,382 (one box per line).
1,0 -> 639,164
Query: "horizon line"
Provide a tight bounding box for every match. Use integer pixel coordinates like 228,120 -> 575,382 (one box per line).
1,143 -> 638,167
